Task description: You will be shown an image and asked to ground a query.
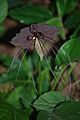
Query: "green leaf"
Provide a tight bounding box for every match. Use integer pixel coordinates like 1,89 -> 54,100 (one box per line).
64,10 -> 80,29
0,0 -> 8,23
9,4 -> 53,24
57,0 -> 78,16
52,101 -> 80,120
7,86 -> 24,109
56,1 -> 66,40
7,84 -> 37,109
0,98 -> 29,120
55,38 -> 80,65
20,84 -> 37,109
37,67 -> 50,94
37,101 -> 80,120
33,91 -> 68,110
46,18 -> 61,27
71,25 -> 80,38
37,111 -> 49,120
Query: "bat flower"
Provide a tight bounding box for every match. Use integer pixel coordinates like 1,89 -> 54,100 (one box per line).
10,23 -> 59,60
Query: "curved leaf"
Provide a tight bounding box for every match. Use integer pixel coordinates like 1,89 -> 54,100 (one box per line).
57,0 -> 78,16
55,38 -> 80,65
33,91 -> 68,110
0,0 -> 8,23
37,101 -> 80,120
9,4 -> 53,24
46,18 -> 61,27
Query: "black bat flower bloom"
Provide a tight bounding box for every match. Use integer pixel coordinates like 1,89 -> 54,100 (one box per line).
10,23 -> 58,60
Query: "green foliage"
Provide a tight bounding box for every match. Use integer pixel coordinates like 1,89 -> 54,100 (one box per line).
0,0 -> 8,35
55,38 -> 80,65
37,101 -> 80,120
56,0 -> 79,16
33,91 -> 68,110
0,98 -> 30,120
9,4 -> 53,24
64,10 -> 80,29
7,85 -> 37,109
46,18 -> 61,27
0,0 -> 8,23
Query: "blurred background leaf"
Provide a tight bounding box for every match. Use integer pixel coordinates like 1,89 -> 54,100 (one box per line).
9,4 -> 53,24
0,0 -> 8,23
0,98 -> 30,120
64,10 -> 80,29
56,0 -> 79,16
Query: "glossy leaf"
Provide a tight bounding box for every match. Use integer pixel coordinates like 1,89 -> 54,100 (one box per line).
37,101 -> 80,120
33,91 -> 68,110
9,4 -> 53,24
52,101 -> 80,120
55,38 -> 80,65
0,0 -> 8,23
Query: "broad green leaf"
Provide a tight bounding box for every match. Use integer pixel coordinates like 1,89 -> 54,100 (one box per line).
56,0 -> 78,16
33,91 -> 68,110
20,84 -> 37,109
7,86 -> 24,109
64,10 -> 80,29
37,68 -> 50,94
52,101 -> 80,120
0,0 -> 8,23
46,18 -> 61,27
37,101 -> 80,120
55,38 -> 80,65
7,84 -> 37,109
9,4 -> 53,24
0,98 -> 29,120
